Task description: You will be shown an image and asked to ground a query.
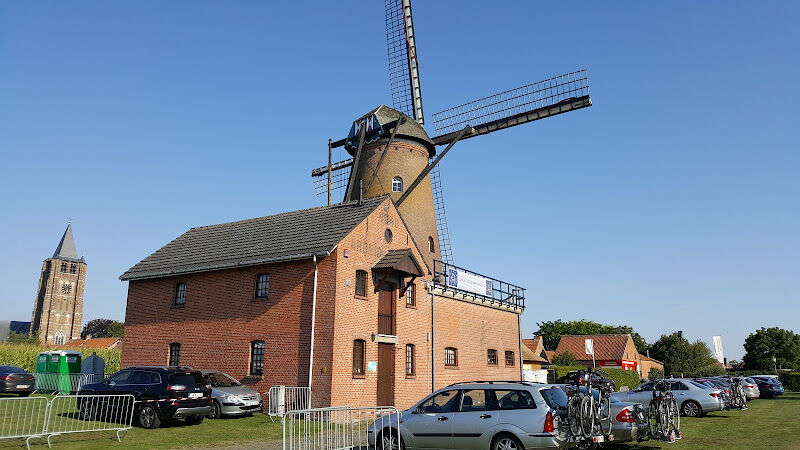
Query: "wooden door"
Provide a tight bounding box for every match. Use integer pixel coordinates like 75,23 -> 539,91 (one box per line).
377,343 -> 395,406
377,282 -> 396,335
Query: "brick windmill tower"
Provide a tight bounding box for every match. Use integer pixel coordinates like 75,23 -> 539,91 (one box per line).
312,0 -> 592,273
31,224 -> 86,345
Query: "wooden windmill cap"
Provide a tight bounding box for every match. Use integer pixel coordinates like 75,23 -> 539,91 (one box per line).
344,105 -> 435,157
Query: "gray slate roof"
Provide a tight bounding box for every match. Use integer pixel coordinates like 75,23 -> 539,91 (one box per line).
52,223 -> 83,262
120,196 -> 388,281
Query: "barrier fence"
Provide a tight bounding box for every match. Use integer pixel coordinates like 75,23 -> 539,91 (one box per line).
0,394 -> 135,449
282,406 -> 400,450
34,373 -> 101,394
268,386 -> 311,418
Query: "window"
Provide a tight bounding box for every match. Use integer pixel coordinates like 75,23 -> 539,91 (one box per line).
54,331 -> 65,345
69,264 -> 76,274
406,344 -> 415,376
505,351 -> 515,366
445,347 -> 458,367
495,390 -> 536,410
419,390 -> 460,413
168,343 -> 181,366
459,389 -> 489,412
60,262 -> 67,273
174,283 -> 186,305
392,176 -> 403,192
384,228 -> 393,243
428,236 -> 435,253
255,274 -> 269,299
250,340 -> 265,375
353,339 -> 366,376
355,270 -> 367,297
487,349 -> 498,365
405,282 -> 415,307
107,370 -> 134,385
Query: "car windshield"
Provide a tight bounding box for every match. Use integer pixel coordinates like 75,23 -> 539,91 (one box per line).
205,372 -> 241,387
540,387 -> 568,409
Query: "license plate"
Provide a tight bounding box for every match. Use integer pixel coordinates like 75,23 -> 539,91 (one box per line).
246,400 -> 259,406
16,385 -> 30,389
188,393 -> 203,399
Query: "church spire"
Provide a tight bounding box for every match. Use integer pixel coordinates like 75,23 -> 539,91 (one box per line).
52,223 -> 79,260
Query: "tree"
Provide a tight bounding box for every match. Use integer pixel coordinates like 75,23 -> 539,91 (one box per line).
534,319 -> 650,353
647,368 -> 664,380
742,327 -> 800,371
4,331 -> 40,344
649,332 -> 721,376
81,319 -> 124,339
552,351 -> 579,366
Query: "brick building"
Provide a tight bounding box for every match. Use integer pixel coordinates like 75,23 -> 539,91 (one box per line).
554,334 -> 643,373
121,106 -> 527,409
31,224 -> 86,345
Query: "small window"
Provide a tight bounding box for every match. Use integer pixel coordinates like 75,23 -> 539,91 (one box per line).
60,262 -> 67,273
428,236 -> 435,253
487,349 -> 498,365
355,270 -> 367,297
406,344 -> 415,376
384,228 -> 393,243
353,339 -> 366,376
406,282 -> 415,307
168,343 -> 181,366
174,283 -> 186,305
251,340 -> 265,375
420,390 -> 461,413
505,351 -> 515,366
392,176 -> 403,192
445,347 -> 458,367
54,331 -> 65,345
255,274 -> 269,299
69,264 -> 77,274
495,390 -> 536,410
460,389 -> 489,412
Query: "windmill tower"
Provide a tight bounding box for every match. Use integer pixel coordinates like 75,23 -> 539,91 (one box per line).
312,0 -> 592,270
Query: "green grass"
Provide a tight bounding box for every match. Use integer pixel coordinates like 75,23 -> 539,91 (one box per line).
613,392 -> 800,450
1,393 -> 798,449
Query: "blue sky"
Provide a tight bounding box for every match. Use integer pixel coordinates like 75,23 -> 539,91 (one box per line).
1,1 -> 797,360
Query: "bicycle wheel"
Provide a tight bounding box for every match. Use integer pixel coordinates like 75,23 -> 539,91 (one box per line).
670,396 -> 680,432
598,396 -> 612,435
568,395 -> 581,437
658,400 -> 670,438
648,401 -> 660,439
580,395 -> 595,439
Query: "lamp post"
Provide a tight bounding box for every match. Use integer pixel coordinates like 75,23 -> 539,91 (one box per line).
773,355 -> 778,375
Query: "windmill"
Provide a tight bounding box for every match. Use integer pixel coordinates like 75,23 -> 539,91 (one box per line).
311,0 -> 591,269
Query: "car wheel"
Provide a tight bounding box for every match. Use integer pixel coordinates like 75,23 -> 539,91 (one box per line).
681,400 -> 702,417
377,428 -> 403,450
209,401 -> 222,419
492,433 -> 524,450
138,403 -> 161,429
185,416 -> 204,425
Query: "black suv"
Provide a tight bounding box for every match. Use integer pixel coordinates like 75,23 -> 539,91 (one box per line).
78,366 -> 212,429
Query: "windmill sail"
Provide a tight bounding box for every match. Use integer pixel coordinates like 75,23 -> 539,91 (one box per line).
431,69 -> 591,144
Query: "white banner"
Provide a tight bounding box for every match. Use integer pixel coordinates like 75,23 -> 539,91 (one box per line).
712,335 -> 724,363
585,339 -> 594,356
447,267 -> 492,296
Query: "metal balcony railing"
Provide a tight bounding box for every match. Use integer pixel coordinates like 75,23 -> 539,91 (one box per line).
433,260 -> 525,310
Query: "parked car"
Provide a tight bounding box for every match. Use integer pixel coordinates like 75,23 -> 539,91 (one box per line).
612,379 -> 724,417
200,370 -> 261,419
549,385 -> 648,445
752,377 -> 784,398
367,381 -> 566,449
0,365 -> 35,397
740,377 -> 760,400
693,378 -> 731,408
78,366 -> 212,429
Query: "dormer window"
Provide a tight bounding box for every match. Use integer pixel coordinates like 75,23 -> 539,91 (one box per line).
392,177 -> 403,192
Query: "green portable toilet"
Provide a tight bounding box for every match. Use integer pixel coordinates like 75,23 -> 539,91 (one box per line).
36,352 -> 50,373
35,352 -> 52,391
50,351 -> 82,393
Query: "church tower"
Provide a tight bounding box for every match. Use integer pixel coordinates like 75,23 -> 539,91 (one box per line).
31,224 -> 86,345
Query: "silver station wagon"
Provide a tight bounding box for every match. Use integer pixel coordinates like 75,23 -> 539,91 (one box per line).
368,381 -> 566,450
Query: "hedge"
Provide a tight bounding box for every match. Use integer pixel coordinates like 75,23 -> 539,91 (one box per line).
0,343 -> 121,374
779,373 -> 800,392
548,365 -> 644,392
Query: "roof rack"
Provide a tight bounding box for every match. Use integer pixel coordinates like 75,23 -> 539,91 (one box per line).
446,380 -> 546,387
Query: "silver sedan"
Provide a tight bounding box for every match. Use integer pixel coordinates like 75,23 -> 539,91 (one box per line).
612,379 -> 724,417
200,371 -> 262,419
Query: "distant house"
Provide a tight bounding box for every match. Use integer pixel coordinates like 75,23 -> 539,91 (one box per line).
61,337 -> 121,350
639,354 -> 665,377
522,336 -> 550,370
555,334 -> 642,373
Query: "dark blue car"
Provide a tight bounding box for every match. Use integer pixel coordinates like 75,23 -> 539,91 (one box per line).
751,376 -> 784,398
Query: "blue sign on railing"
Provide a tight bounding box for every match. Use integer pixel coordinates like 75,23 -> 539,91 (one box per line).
447,267 -> 493,296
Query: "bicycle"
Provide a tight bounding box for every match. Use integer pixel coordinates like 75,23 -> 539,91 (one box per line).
563,369 -> 614,441
728,377 -> 748,410
648,379 -> 681,442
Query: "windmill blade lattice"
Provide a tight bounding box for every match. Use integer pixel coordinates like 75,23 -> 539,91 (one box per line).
385,0 -> 423,123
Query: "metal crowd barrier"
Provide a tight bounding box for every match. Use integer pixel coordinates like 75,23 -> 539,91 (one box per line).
0,394 -> 135,449
267,386 -> 311,418
282,406 -> 400,450
33,373 -> 100,394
